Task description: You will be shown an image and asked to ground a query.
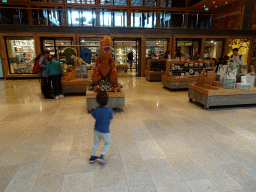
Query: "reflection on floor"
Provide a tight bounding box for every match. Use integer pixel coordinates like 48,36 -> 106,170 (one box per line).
1,76 -> 256,192
117,69 -> 137,77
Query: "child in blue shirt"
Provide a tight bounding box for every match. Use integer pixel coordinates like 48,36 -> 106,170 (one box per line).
89,91 -> 113,165
46,55 -> 64,100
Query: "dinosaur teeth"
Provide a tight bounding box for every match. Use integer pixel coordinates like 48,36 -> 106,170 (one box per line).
103,46 -> 112,53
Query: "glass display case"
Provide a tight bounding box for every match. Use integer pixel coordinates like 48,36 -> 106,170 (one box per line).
146,39 -> 168,58
5,37 -> 36,74
227,39 -> 250,65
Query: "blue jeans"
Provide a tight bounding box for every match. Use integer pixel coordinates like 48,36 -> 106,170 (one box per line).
91,130 -> 111,157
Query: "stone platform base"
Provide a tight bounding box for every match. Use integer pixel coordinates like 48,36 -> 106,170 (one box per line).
188,84 -> 256,110
86,90 -> 125,113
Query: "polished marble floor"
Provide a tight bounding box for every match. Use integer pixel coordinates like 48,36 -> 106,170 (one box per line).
1,73 -> 256,192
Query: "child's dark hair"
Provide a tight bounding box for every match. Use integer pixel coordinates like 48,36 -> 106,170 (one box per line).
49,55 -> 57,64
96,91 -> 109,107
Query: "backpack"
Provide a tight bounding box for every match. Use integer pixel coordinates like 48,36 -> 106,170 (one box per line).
33,59 -> 41,73
33,56 -> 45,73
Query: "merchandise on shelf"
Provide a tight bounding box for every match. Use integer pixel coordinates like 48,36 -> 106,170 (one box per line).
169,60 -> 214,78
196,60 -> 255,90
7,39 -> 36,74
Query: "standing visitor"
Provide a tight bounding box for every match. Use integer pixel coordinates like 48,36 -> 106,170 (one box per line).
230,48 -> 244,65
174,49 -> 182,58
164,50 -> 171,59
127,50 -> 133,71
39,49 -> 53,99
89,91 -> 113,165
46,55 -> 64,100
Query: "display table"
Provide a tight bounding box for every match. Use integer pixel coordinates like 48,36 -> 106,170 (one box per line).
188,84 -> 256,109
145,59 -> 166,82
145,71 -> 165,82
162,60 -> 215,90
162,75 -> 198,90
61,78 -> 89,94
116,64 -> 128,73
86,90 -> 125,113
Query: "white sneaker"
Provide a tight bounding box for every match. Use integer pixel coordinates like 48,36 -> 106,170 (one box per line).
59,94 -> 64,98
55,95 -> 59,100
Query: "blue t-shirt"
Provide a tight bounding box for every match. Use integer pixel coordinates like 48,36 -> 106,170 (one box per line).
81,48 -> 92,64
92,107 -> 113,133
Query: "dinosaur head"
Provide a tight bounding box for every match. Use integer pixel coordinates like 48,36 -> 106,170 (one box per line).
100,35 -> 113,54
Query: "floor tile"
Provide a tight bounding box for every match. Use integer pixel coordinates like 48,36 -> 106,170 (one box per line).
145,159 -> 191,192
186,148 -> 244,191
125,171 -> 157,192
157,140 -> 207,181
185,179 -> 219,192
220,163 -> 256,191
31,171 -> 64,192
94,169 -> 127,188
1,76 -> 256,192
95,185 -> 128,192
136,140 -> 166,160
60,172 -> 94,192
3,162 -> 44,192
0,165 -> 19,192
120,150 -> 147,173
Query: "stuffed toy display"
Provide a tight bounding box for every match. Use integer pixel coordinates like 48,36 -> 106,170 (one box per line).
89,35 -> 122,92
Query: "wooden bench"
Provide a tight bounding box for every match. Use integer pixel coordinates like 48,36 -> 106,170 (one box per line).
61,78 -> 89,94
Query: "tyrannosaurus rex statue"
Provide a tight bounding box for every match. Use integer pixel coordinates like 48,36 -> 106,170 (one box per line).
91,35 -> 120,92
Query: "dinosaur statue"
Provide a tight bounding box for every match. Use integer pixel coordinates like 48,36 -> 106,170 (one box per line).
91,35 -> 120,92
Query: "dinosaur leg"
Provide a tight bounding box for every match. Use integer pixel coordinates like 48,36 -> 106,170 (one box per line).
109,69 -> 120,92
92,67 -> 101,91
